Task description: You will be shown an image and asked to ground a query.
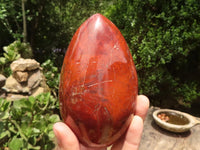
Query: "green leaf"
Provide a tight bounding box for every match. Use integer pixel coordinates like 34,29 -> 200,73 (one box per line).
13,99 -> 33,111
0,57 -> 6,64
21,125 -> 30,135
0,121 -> 10,139
0,111 -> 10,120
27,143 -> 40,150
9,124 -> 18,134
3,46 -> 8,53
0,98 -> 11,111
9,137 -> 24,150
160,57 -> 165,64
32,127 -> 40,134
29,96 -> 35,105
3,53 -> 10,60
49,114 -> 60,123
33,116 -> 46,131
0,130 -> 10,139
48,130 -> 55,139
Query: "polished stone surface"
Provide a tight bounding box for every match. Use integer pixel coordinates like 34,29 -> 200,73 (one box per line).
59,13 -> 138,147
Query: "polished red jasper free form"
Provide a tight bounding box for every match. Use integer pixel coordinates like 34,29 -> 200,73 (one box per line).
59,13 -> 138,148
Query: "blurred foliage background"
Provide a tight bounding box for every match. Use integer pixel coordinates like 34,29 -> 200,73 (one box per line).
1,0 -> 200,107
0,0 -> 200,149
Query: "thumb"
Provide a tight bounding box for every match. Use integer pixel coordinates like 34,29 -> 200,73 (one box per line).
122,115 -> 143,150
53,122 -> 80,150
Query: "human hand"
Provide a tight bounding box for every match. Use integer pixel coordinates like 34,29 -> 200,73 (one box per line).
53,95 -> 149,150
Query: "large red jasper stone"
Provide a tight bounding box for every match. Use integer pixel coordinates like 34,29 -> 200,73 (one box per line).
59,13 -> 138,148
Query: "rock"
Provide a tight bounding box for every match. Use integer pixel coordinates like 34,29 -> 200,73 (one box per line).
2,59 -> 49,100
0,91 -> 6,99
40,74 -> 50,92
10,58 -> 40,72
6,93 -> 28,101
0,74 -> 7,99
30,75 -> 50,97
31,87 -> 45,97
0,74 -> 6,87
2,76 -> 30,93
27,69 -> 42,90
13,71 -> 28,82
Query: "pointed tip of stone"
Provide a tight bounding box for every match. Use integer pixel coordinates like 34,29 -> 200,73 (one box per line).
90,13 -> 106,20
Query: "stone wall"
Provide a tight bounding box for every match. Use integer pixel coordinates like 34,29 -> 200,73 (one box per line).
0,58 -> 49,100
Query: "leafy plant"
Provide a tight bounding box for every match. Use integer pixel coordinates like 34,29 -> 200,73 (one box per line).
0,92 -> 60,150
0,42 -> 20,65
0,0 -> 23,40
105,0 -> 200,107
176,82 -> 200,107
0,40 -> 33,76
41,59 -> 60,97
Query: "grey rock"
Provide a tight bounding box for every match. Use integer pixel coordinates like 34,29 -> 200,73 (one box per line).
13,71 -> 28,82
2,76 -> 30,93
6,93 -> 28,101
31,87 -> 45,97
40,74 -> 50,92
27,69 -> 42,90
10,58 -> 40,72
2,58 -> 49,100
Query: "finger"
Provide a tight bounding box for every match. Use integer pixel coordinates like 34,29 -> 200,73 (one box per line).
53,122 -> 80,150
135,95 -> 149,120
122,115 -> 143,150
111,116 -> 143,150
